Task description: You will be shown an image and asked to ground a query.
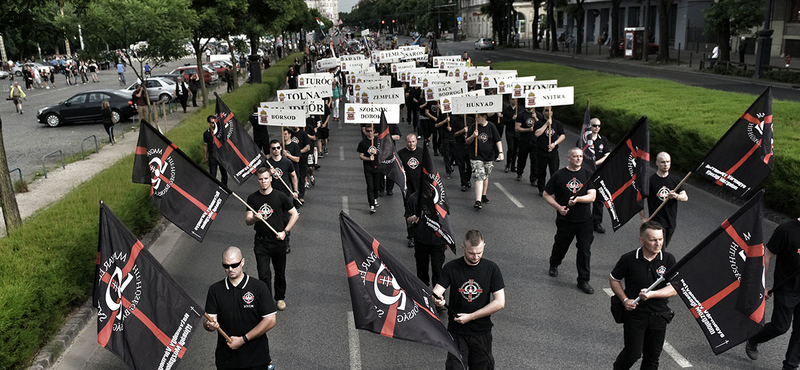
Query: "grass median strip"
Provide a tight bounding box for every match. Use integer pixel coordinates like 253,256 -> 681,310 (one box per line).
0,53 -> 301,370
495,61 -> 800,216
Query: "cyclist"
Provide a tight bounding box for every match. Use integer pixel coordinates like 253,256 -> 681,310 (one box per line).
116,61 -> 126,85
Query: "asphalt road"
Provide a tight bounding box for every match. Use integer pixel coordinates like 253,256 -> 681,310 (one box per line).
0,57 -> 218,182
60,115 -> 788,369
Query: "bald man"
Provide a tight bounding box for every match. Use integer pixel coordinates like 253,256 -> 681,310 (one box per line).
204,247 -> 278,370
639,152 -> 688,249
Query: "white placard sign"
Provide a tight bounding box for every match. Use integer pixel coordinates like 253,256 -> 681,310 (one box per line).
316,57 -> 340,70
377,49 -> 404,64
277,87 -> 330,101
425,82 -> 467,100
403,48 -> 428,61
344,103 -> 401,124
433,55 -> 462,68
361,29 -> 370,37
391,61 -> 415,74
362,87 -> 405,105
511,79 -> 558,98
442,60 -> 467,71
261,101 -> 307,119
524,86 -> 575,108
341,59 -> 369,72
261,107 -> 306,127
297,73 -> 333,88
340,54 -> 365,62
452,95 -> 503,114
477,70 -> 518,89
500,76 -> 536,95
306,99 -> 326,116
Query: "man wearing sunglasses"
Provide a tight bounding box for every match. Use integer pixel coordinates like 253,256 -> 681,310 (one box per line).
577,118 -> 610,233
246,167 -> 300,311
204,246 -> 278,370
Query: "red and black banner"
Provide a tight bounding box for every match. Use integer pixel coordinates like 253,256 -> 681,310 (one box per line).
418,144 -> 457,253
578,100 -> 596,173
339,212 -> 462,362
213,94 -> 268,185
94,203 -> 203,370
590,116 -> 650,231
376,111 -> 408,197
132,121 -> 229,242
666,190 -> 766,355
695,87 -> 773,198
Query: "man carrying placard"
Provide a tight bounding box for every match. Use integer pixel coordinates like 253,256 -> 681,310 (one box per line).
465,112 -> 504,210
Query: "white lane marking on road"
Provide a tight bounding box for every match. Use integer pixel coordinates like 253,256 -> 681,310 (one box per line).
340,146 -> 345,161
339,119 -> 342,129
347,311 -> 362,370
342,196 -> 349,214
663,342 -> 693,368
494,182 -> 524,208
602,286 -> 692,367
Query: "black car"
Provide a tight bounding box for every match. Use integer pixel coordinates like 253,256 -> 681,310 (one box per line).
36,90 -> 136,127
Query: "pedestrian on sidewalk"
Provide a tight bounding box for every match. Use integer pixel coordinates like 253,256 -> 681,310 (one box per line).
101,100 -> 115,144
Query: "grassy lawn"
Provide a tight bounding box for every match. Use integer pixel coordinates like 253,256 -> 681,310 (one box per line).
495,61 -> 800,217
0,53 -> 301,370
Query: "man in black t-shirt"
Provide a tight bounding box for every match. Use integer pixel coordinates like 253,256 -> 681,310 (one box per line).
382,123 -> 403,196
285,66 -> 298,89
543,147 -> 597,294
246,167 -> 299,311
204,246 -> 278,369
451,114 -> 474,191
250,103 -> 270,154
435,111 -> 455,178
499,98 -> 520,173
534,107 -> 566,195
281,129 -> 301,179
405,192 -> 447,285
357,127 -> 381,213
291,126 -> 313,203
466,113 -> 504,210
577,118 -> 610,233
639,152 -> 688,248
203,115 -> 228,186
433,230 -> 505,370
266,139 -> 299,200
745,217 -> 800,368
515,106 -> 541,184
609,222 -> 677,369
398,133 -> 423,247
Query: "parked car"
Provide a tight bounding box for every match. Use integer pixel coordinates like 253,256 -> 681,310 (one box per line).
151,73 -> 182,85
119,77 -> 176,102
475,38 -> 496,50
0,70 -> 9,79
169,65 -> 218,85
37,90 -> 136,127
203,61 -> 228,81
13,62 -> 54,76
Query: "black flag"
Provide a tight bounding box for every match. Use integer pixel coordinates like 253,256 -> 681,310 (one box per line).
376,111 -> 408,197
590,117 -> 650,231
94,203 -> 203,369
133,121 -> 229,241
666,190 -> 766,355
212,94 -> 268,185
578,100 -> 596,173
339,212 -> 462,363
417,144 -> 457,253
695,87 -> 773,198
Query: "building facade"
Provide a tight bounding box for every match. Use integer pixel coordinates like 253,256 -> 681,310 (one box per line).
306,0 -> 339,26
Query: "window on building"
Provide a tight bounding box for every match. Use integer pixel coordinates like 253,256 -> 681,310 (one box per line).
793,0 -> 800,21
557,11 -> 564,27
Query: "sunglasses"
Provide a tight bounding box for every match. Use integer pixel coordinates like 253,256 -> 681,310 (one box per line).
591,124 -> 601,128
222,259 -> 243,269
271,146 -> 282,150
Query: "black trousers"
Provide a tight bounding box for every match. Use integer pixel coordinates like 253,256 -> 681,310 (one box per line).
413,241 -> 445,287
441,139 -> 456,176
549,218 -> 593,283
750,293 -> 800,370
613,311 -> 668,370
516,140 -> 536,182
452,143 -> 471,187
506,135 -> 518,170
593,198 -> 604,227
364,168 -> 381,206
178,94 -> 188,112
254,236 -> 286,301
663,227 -> 675,250
190,89 -> 198,106
446,332 -> 494,370
536,150 -> 560,192
208,158 -> 228,186
298,161 -> 308,198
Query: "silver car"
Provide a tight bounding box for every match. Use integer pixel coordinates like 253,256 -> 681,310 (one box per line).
119,77 -> 176,102
0,70 -> 9,79
474,38 -> 496,50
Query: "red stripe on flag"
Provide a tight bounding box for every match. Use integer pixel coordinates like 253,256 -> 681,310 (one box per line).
122,241 -> 143,276
346,261 -> 359,278
226,139 -> 255,171
372,239 -> 381,258
364,272 -> 376,282
721,219 -> 762,257
157,173 -> 218,219
212,134 -> 223,149
135,146 -> 147,155
716,143 -> 760,186
625,139 -> 649,161
380,300 -> 399,338
97,309 -> 119,347
223,112 -> 234,125
121,296 -> 188,358
741,113 -> 760,125
749,298 -> 766,323
379,127 -> 389,140
416,299 -> 443,322
160,145 -> 175,165
96,252 -> 101,265
689,280 -> 740,318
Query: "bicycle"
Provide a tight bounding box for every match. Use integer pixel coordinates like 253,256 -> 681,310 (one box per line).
118,73 -> 126,86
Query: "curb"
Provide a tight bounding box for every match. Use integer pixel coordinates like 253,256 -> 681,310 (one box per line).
27,217 -> 172,370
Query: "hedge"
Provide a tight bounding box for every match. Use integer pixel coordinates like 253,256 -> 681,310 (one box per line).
0,53 -> 302,370
494,61 -> 800,217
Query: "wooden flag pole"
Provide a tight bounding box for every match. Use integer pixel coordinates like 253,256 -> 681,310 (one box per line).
446,112 -> 450,129
263,158 -> 304,205
370,123 -> 374,147
474,114 -> 478,157
646,172 -> 692,223
204,313 -> 232,342
231,192 -> 281,235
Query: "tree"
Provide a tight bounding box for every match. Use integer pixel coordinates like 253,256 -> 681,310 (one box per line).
84,0 -> 197,130
547,0 -> 559,51
531,0 -> 544,49
0,116 -> 22,233
609,0 -> 621,57
703,0 -> 763,62
565,0 -> 587,54
656,0 -> 673,62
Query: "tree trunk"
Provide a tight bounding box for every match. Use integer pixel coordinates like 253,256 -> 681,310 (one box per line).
575,8 -> 585,54
0,116 -> 22,233
533,2 -> 541,49
192,37 -> 209,108
610,0 -> 621,57
656,0 -> 673,62
227,37 -> 239,90
548,0 -> 558,51
719,18 -> 731,62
